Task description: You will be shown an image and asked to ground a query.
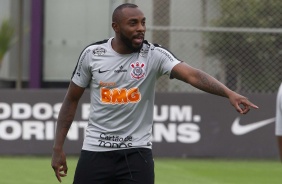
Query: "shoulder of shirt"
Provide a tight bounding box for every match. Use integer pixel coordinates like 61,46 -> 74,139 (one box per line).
144,40 -> 169,53
144,40 -> 180,60
77,39 -> 109,59
83,39 -> 109,50
142,40 -> 161,54
143,40 -> 160,48
76,39 -> 109,63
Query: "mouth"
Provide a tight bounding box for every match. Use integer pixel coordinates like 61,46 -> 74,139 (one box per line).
133,34 -> 144,45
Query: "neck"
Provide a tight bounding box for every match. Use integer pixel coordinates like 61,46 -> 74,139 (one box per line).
111,37 -> 135,54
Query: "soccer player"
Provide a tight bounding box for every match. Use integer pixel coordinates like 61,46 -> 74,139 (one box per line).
51,3 -> 258,183
276,83 -> 282,161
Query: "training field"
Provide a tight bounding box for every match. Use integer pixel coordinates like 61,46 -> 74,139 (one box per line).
0,156 -> 281,184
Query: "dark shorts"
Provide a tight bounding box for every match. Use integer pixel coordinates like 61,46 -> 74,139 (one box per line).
73,148 -> 154,184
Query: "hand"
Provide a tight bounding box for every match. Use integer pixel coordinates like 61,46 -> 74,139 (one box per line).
51,148 -> 68,182
229,92 -> 259,114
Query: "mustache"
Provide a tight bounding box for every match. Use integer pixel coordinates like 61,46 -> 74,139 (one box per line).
133,33 -> 144,39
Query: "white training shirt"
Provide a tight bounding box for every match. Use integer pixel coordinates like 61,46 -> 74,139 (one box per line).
276,83 -> 282,136
72,37 -> 181,151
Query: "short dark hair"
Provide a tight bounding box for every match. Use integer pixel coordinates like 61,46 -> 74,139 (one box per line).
112,3 -> 138,23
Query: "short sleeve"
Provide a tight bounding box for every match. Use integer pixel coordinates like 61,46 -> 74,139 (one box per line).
152,46 -> 181,77
71,47 -> 92,88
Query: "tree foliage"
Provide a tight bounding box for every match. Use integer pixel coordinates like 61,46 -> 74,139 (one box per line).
205,0 -> 282,92
0,19 -> 14,66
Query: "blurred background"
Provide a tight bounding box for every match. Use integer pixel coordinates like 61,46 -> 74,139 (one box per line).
0,0 -> 280,159
1,2 -> 282,183
1,0 -> 281,93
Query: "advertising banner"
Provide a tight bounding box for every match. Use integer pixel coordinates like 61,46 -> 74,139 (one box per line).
0,90 -> 277,159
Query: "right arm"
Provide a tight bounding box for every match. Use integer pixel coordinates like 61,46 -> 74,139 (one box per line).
51,81 -> 85,182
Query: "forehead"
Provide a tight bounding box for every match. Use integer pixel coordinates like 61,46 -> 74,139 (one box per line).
120,7 -> 145,21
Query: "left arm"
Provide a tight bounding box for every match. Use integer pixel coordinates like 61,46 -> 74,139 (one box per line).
171,62 -> 258,114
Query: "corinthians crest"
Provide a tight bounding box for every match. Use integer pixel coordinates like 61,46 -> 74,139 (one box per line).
130,61 -> 146,80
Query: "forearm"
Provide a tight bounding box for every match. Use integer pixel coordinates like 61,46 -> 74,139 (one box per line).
53,99 -> 79,151
187,69 -> 232,98
172,62 -> 257,114
172,63 -> 233,97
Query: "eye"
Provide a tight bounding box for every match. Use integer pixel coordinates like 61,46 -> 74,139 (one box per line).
129,21 -> 137,26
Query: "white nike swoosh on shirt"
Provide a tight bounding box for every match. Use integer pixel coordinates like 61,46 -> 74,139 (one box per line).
231,117 -> 275,135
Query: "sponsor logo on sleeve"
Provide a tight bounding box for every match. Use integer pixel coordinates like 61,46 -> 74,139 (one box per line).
93,47 -> 106,56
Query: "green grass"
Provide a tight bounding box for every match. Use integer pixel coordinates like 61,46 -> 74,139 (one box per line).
0,156 -> 281,184
155,159 -> 282,184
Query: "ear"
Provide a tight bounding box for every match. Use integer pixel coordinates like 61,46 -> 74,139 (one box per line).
112,22 -> 119,33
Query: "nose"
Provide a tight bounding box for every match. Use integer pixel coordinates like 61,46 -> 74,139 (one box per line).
137,22 -> 145,32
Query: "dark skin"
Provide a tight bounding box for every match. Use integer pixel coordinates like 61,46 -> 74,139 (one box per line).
112,7 -> 145,54
51,82 -> 84,182
171,64 -> 258,114
51,6 -> 258,182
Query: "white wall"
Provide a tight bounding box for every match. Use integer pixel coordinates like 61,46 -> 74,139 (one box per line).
44,0 -> 219,90
43,0 -> 156,81
44,0 -> 112,81
0,0 -> 221,89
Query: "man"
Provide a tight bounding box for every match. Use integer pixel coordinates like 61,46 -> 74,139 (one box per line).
51,3 -> 258,184
276,83 -> 282,161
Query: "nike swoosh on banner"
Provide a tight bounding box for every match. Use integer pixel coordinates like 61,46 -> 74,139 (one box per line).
231,117 -> 275,135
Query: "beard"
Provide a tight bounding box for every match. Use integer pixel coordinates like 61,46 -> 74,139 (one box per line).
120,32 -> 143,52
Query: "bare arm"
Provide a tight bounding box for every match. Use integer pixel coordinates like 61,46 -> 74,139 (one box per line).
51,81 -> 85,182
171,62 -> 258,114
